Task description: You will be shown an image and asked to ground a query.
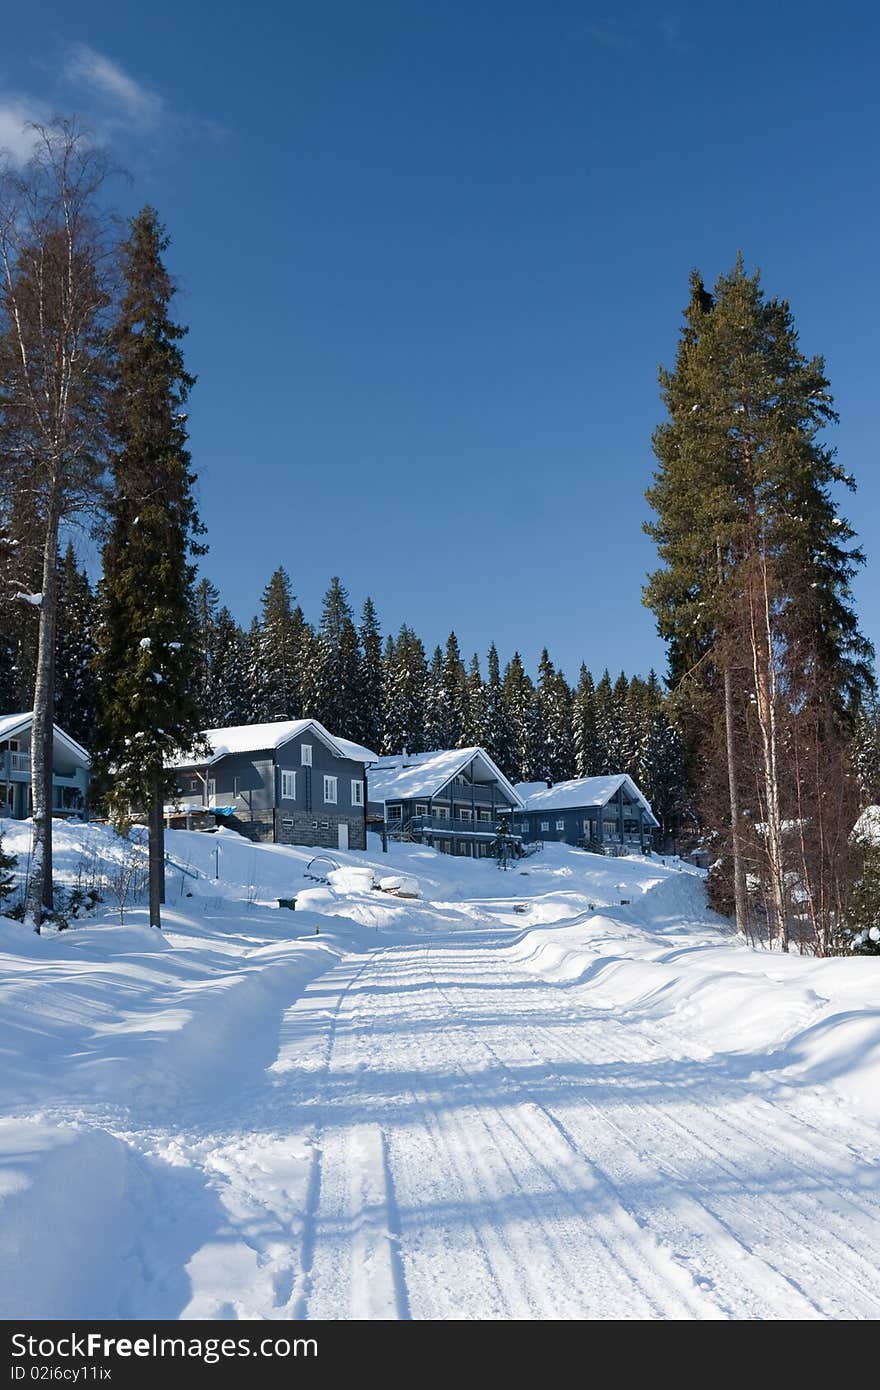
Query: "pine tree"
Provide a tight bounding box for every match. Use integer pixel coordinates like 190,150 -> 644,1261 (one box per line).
536,649 -> 574,782
206,607 -> 249,726
572,665 -> 599,777
593,670 -> 615,774
256,568 -> 302,720
502,653 -> 540,783
315,577 -> 362,736
357,597 -> 383,752
0,493 -> 41,711
645,259 -> 874,949
424,645 -> 446,750
54,543 -> 97,748
94,207 -> 204,930
192,577 -> 220,719
483,643 -> 509,771
464,654 -> 488,747
382,626 -> 427,754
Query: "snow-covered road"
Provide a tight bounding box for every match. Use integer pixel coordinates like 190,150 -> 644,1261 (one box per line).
3,823 -> 880,1321
200,929 -> 880,1321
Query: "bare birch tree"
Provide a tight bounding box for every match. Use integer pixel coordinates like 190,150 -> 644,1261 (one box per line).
0,120 -> 116,927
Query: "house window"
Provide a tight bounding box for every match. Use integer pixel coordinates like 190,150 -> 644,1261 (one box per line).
301,744 -> 312,766
323,775 -> 337,803
351,779 -> 364,807
388,805 -> 402,821
435,805 -> 449,819
189,778 -> 199,792
415,803 -> 428,816
540,821 -> 550,833
556,820 -> 565,831
459,807 -> 473,822
281,770 -> 297,800
207,779 -> 216,803
478,810 -> 491,822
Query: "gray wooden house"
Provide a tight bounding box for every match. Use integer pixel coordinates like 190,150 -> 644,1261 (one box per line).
367,747 -> 524,857
167,719 -> 376,850
514,774 -> 659,852
1,712 -> 90,821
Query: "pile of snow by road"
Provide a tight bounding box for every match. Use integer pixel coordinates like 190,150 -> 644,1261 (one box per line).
1,817 -> 879,1319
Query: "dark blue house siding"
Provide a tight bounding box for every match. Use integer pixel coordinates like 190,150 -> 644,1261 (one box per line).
173,729 -> 367,850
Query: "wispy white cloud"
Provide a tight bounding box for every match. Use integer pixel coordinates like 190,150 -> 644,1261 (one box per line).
0,96 -> 46,164
63,43 -> 163,129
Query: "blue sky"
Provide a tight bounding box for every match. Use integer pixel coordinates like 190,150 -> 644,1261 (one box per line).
3,2 -> 878,684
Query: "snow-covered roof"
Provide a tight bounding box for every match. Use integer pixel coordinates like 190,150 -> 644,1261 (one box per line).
333,735 -> 378,764
522,774 -> 659,827
514,780 -> 551,800
0,712 -> 91,766
368,747 -> 523,808
169,719 -> 376,769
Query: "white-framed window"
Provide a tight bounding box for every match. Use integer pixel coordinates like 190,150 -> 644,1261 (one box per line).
351,779 -> 364,806
435,805 -> 449,819
478,810 -> 491,822
323,775 -> 337,803
415,802 -> 428,816
301,744 -> 312,766
281,770 -> 297,800
459,807 -> 473,822
388,805 -> 402,821
540,821 -> 550,833
556,820 -> 565,831
583,819 -> 591,832
189,778 -> 199,792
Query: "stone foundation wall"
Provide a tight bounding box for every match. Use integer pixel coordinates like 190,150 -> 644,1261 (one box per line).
226,810 -> 274,843
274,809 -> 366,851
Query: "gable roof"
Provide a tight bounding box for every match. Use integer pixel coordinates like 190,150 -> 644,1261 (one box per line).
169,719 -> 377,769
0,712 -> 91,766
368,746 -> 523,808
521,773 -> 659,826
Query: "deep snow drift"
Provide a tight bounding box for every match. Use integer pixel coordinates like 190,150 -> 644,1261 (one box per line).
1,818 -> 879,1320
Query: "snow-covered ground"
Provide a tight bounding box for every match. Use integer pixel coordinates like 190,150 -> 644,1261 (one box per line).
1,817 -> 880,1320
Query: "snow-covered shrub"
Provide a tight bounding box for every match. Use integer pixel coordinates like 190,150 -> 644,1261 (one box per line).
0,833 -> 16,910
837,844 -> 880,955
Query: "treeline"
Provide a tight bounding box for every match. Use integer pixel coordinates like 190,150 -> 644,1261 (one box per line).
193,567 -> 685,835
0,556 -> 686,839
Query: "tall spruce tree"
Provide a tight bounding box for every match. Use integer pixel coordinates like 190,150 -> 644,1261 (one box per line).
94,207 -> 204,930
316,577 -> 362,736
206,607 -> 249,726
255,568 -> 303,720
192,577 -> 220,719
464,654 -> 488,747
357,597 -> 383,752
502,653 -> 540,783
572,665 -> 599,777
54,543 -> 97,748
646,259 -> 873,949
483,643 -> 509,771
536,648 -> 574,782
382,626 -> 427,754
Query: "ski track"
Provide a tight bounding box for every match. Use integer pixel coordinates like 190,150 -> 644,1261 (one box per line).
9,909 -> 880,1320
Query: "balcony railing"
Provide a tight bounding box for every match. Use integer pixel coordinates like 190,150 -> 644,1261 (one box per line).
10,752 -> 29,773
407,814 -> 504,836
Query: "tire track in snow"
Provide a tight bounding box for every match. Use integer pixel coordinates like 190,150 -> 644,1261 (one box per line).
419,942 -> 722,1319
430,938 -> 880,1319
